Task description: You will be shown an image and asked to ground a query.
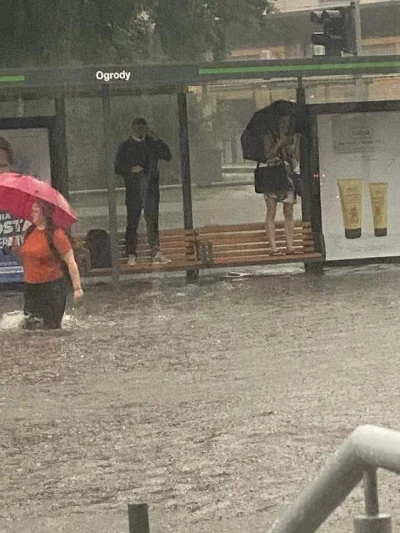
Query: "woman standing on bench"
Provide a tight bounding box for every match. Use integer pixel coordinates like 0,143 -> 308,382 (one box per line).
263,111 -> 301,256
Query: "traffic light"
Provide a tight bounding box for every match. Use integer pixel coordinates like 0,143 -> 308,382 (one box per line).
310,4 -> 356,57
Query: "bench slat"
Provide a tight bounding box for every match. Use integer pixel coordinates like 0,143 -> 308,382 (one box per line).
212,250 -> 315,260
196,221 -> 311,234
196,230 -> 312,240
196,233 -> 313,246
213,252 -> 322,266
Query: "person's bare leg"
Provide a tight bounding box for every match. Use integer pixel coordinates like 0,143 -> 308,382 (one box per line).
283,202 -> 295,253
265,196 -> 279,254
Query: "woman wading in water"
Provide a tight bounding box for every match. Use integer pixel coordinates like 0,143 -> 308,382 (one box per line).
16,200 -> 83,329
0,136 -> 83,328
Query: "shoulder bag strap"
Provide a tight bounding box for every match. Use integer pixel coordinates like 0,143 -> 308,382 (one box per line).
44,230 -> 63,264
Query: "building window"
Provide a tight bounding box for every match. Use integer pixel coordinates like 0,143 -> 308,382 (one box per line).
362,44 -> 397,56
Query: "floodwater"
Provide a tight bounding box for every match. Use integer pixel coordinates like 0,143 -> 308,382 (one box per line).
1,264 -> 400,533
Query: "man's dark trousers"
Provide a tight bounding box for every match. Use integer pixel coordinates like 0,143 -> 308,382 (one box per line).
125,172 -> 160,258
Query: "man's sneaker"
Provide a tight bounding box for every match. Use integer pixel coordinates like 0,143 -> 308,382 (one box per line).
152,251 -> 171,264
127,255 -> 137,266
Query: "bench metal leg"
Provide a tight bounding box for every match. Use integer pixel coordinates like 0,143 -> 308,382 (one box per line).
304,261 -> 324,275
198,241 -> 214,268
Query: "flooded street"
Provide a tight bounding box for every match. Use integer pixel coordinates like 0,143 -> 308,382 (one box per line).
1,265 -> 400,533
2,0 -> 400,531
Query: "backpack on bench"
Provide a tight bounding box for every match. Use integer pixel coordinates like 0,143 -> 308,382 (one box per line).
86,229 -> 112,268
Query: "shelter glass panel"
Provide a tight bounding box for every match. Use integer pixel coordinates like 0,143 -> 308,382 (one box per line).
66,94 -> 183,236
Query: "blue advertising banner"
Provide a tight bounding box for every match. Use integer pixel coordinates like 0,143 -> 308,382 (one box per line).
0,127 -> 51,283
0,212 -> 30,283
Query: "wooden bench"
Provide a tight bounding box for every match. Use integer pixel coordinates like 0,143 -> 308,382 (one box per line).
73,228 -> 202,276
195,221 -> 323,268
73,220 -> 323,278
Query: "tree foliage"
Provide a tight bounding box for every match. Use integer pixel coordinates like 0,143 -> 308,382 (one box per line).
0,0 -> 277,68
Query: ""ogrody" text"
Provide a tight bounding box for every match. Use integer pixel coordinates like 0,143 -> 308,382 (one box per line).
96,70 -> 131,82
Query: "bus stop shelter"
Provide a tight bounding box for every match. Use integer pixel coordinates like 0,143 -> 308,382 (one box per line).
0,55 -> 399,285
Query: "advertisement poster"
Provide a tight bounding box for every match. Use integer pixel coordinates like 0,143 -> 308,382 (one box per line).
0,128 -> 51,283
318,111 -> 400,261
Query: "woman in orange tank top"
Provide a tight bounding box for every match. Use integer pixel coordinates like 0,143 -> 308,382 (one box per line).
17,200 -> 84,329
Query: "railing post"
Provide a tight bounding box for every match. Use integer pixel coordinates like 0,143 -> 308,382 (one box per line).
353,469 -> 392,533
364,468 -> 379,516
128,503 -> 150,533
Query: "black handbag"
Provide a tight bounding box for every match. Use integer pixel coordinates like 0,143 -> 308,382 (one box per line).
291,171 -> 303,197
254,162 -> 290,194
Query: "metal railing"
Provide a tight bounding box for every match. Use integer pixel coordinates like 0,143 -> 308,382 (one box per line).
68,177 -> 255,198
126,425 -> 397,533
268,425 -> 398,533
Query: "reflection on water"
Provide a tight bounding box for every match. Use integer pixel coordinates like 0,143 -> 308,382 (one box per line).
0,310 -> 81,331
2,262 -> 400,533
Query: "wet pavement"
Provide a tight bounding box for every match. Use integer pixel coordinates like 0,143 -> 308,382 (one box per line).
1,264 -> 400,533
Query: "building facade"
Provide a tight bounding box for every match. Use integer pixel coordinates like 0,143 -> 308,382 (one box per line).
275,0 -> 383,11
205,0 -> 400,165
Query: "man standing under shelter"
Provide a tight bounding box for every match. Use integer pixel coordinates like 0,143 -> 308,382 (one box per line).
114,118 -> 172,265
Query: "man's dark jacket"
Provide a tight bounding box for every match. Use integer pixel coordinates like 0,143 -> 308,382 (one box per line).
114,136 -> 171,184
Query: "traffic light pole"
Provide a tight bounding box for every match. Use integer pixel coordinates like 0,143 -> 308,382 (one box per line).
354,0 -> 362,56
310,2 -> 367,100
353,0 -> 367,100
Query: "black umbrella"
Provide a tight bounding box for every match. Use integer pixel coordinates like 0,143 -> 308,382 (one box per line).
246,100 -> 300,137
241,100 -> 305,163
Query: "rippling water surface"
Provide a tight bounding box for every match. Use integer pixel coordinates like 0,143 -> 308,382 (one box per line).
1,266 -> 400,533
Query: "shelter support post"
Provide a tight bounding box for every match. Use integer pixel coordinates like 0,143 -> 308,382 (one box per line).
297,78 -> 309,222
54,95 -> 70,199
102,85 -> 120,288
297,77 -> 323,275
177,90 -> 198,283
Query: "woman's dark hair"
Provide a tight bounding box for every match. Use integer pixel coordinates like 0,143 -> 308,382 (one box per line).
266,100 -> 297,138
0,136 -> 13,164
38,200 -> 59,246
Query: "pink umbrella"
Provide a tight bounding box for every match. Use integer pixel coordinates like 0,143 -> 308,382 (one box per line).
0,172 -> 77,229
